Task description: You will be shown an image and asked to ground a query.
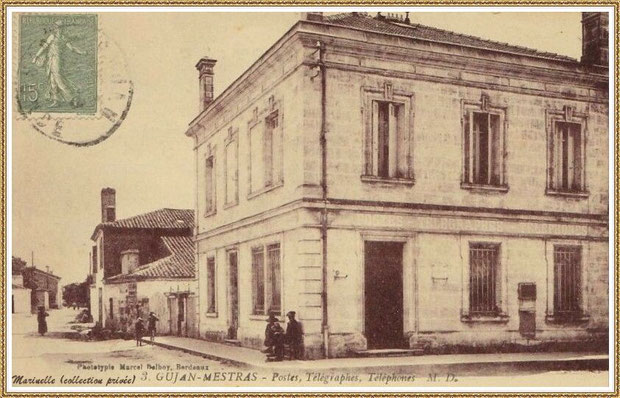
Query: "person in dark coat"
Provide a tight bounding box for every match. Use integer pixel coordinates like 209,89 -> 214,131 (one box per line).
37,306 -> 49,336
285,311 -> 303,359
262,313 -> 278,355
147,312 -> 159,342
270,322 -> 285,361
135,317 -> 145,346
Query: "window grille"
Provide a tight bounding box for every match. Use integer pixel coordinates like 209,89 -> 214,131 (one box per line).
553,246 -> 582,316
469,243 -> 500,315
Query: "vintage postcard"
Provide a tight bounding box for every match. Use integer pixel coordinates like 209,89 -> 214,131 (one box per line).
4,6 -> 617,394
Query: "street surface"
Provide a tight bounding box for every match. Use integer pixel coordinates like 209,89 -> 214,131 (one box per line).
10,308 -> 610,389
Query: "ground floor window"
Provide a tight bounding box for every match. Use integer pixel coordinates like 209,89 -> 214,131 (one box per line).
553,245 -> 582,316
206,257 -> 216,313
469,243 -> 501,316
251,243 -> 281,315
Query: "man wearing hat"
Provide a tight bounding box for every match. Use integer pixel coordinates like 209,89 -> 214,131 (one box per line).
285,311 -> 303,359
134,317 -> 145,347
263,313 -> 278,355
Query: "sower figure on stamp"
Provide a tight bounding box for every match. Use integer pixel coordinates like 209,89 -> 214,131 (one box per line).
285,311 -> 303,360
147,312 -> 159,342
37,306 -> 49,336
32,20 -> 86,108
134,317 -> 144,346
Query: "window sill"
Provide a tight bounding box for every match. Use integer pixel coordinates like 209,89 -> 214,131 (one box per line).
461,313 -> 509,324
223,200 -> 238,210
545,189 -> 589,199
205,312 -> 218,318
203,209 -> 216,218
545,314 -> 590,325
249,314 -> 283,322
247,181 -> 283,200
361,175 -> 415,186
461,182 -> 509,193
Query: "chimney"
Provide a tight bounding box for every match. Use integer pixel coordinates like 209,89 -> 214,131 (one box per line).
196,57 -> 217,112
301,12 -> 323,22
101,187 -> 116,223
581,12 -> 609,66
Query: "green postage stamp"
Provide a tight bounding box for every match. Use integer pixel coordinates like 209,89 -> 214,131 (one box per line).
18,14 -> 98,114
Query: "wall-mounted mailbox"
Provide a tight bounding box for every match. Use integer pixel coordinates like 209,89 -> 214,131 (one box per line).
518,282 -> 536,301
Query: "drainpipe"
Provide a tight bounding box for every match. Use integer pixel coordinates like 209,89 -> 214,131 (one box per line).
317,41 -> 329,359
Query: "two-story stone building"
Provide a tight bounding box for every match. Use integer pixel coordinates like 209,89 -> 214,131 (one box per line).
186,12 -> 609,358
89,188 -> 198,336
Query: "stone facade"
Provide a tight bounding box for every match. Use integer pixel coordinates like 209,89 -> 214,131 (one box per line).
187,13 -> 608,358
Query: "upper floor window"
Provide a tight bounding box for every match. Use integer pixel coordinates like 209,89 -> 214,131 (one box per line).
204,154 -> 216,215
547,106 -> 587,195
462,94 -> 507,189
248,99 -> 283,196
91,245 -> 97,274
224,127 -> 239,207
363,83 -> 414,182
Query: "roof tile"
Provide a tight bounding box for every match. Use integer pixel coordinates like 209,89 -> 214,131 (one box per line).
324,13 -> 576,62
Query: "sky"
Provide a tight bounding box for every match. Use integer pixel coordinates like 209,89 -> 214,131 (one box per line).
11,11 -> 583,284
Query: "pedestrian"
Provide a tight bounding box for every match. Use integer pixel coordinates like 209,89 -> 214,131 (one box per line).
135,317 -> 144,346
267,321 -> 285,361
147,312 -> 159,342
285,311 -> 303,359
262,313 -> 278,355
37,306 -> 49,336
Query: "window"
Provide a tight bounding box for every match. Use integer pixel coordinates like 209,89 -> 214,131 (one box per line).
553,246 -> 582,317
109,298 -> 114,319
365,101 -> 411,179
204,155 -> 215,214
363,83 -> 414,181
251,247 -> 265,314
266,244 -> 281,314
248,109 -> 283,195
549,121 -> 585,193
469,243 -> 501,316
224,129 -> 238,206
92,245 -> 97,274
251,243 -> 282,315
462,97 -> 506,187
206,257 -> 216,313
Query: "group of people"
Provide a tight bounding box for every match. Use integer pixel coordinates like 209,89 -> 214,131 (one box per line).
134,312 -> 159,346
263,311 -> 303,361
36,306 -> 304,361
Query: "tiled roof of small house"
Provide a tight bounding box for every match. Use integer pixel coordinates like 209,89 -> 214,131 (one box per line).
91,208 -> 194,240
106,236 -> 195,283
324,13 -> 576,62
101,208 -> 194,230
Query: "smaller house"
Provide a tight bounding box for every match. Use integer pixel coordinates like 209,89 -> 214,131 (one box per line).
21,266 -> 62,311
11,257 -> 30,313
12,273 -> 30,314
89,188 -> 197,336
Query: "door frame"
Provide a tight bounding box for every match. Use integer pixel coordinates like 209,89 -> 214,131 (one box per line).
360,232 -> 416,341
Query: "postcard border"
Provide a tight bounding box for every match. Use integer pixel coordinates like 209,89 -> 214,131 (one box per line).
1,1 -> 618,397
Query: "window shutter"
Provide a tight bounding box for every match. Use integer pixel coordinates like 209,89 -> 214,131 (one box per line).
371,101 -> 379,176
388,103 -> 398,177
